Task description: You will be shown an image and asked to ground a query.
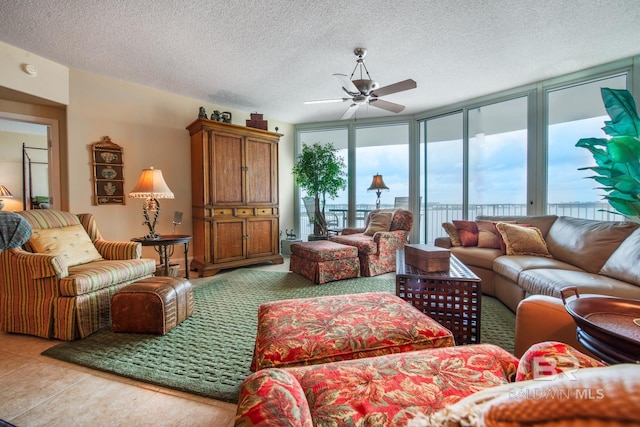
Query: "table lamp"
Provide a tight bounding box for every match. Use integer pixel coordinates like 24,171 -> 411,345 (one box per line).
128,167 -> 174,240
0,185 -> 14,210
367,174 -> 389,209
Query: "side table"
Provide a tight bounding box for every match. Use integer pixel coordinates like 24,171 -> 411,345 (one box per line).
396,250 -> 482,345
132,234 -> 192,279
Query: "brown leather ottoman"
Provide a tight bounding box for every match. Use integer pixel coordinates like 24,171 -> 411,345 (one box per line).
111,276 -> 193,335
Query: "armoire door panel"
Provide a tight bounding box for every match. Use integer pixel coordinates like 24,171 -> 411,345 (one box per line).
211,133 -> 244,204
246,139 -> 275,205
247,218 -> 276,257
213,220 -> 246,263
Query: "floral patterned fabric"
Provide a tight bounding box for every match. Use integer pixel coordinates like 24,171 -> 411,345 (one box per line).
289,241 -> 360,284
237,344 -> 519,427
330,209 -> 413,277
515,340 -> 605,381
250,292 -> 455,371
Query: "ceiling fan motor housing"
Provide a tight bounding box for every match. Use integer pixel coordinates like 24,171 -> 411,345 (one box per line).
352,79 -> 379,95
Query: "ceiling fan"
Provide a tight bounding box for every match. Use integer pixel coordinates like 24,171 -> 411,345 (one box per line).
305,48 -> 417,120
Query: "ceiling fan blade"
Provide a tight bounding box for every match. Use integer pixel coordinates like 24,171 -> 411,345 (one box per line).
371,79 -> 417,97
333,73 -> 360,95
304,98 -> 350,104
369,98 -> 405,113
340,104 -> 359,120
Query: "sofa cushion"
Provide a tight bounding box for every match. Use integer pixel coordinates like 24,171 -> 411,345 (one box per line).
517,268 -> 640,300
545,216 -> 638,274
60,259 -> 156,296
286,344 -> 518,426
477,215 -> 558,238
363,211 -> 392,236
329,233 -> 378,254
600,227 -> 640,287
453,220 -> 478,247
477,220 -> 515,250
450,246 -> 502,271
28,224 -> 103,267
493,255 -> 582,283
495,223 -> 551,258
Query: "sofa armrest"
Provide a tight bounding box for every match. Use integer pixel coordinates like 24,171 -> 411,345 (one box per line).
341,227 -> 366,235
235,369 -> 313,427
515,341 -> 605,382
434,236 -> 452,248
2,247 -> 67,279
93,240 -> 142,260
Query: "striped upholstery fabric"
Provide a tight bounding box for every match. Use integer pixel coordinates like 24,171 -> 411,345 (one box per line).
0,210 -> 155,340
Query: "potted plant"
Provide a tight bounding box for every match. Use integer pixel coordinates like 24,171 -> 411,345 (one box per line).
576,88 -> 640,221
292,142 -> 347,237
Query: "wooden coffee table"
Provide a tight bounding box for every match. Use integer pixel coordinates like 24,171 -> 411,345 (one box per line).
396,251 -> 481,345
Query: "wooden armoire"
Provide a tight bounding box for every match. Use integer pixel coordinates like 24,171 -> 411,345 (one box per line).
186,119 -> 283,277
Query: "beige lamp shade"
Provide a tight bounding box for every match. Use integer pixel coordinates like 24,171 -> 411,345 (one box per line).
0,185 -> 13,198
128,167 -> 174,199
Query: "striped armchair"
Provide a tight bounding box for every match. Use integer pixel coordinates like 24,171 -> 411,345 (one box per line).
0,210 -> 155,340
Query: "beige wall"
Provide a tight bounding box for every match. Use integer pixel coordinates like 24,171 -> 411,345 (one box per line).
0,41 -> 296,266
67,69 -> 295,261
0,41 -> 69,105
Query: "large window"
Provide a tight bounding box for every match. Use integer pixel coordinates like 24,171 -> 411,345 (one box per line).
546,74 -> 627,220
468,97 -> 528,217
298,128 -> 348,235
296,58 -> 636,244
355,123 -> 409,226
420,112 -> 463,242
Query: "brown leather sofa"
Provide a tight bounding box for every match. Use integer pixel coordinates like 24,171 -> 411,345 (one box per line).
435,215 -> 640,312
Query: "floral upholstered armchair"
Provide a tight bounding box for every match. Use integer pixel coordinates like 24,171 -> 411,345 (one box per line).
0,210 -> 155,340
329,208 -> 413,276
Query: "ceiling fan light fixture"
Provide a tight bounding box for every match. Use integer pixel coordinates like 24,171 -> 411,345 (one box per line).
304,48 -> 417,119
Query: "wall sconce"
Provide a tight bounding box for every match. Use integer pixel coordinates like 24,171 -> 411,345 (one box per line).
367,174 -> 389,209
0,185 -> 14,210
128,167 -> 174,240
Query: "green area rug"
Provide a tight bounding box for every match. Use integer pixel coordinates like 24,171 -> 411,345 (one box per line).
42,269 -> 515,403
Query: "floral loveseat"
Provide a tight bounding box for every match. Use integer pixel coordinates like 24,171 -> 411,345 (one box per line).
235,341 -> 639,426
329,208 -> 413,276
0,210 -> 156,340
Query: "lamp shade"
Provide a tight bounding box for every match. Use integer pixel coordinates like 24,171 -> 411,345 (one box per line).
128,167 -> 174,199
367,174 -> 389,191
0,185 -> 13,198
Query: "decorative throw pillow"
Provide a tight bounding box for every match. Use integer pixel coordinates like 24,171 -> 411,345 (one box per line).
477,220 -> 515,249
29,224 -> 103,266
442,222 -> 461,247
495,222 -> 552,258
364,212 -> 393,236
453,220 -> 478,247
492,221 -> 529,254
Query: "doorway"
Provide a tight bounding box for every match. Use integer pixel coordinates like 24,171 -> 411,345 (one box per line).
0,114 -> 60,211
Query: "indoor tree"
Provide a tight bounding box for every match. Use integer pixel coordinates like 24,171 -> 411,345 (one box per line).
292,142 -> 347,236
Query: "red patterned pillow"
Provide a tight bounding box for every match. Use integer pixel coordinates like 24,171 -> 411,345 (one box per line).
453,220 -> 478,247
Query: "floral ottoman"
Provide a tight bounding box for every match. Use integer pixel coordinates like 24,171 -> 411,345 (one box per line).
289,240 -> 360,284
250,291 -> 455,371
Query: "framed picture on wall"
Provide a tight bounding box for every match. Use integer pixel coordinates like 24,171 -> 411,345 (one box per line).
91,136 -> 125,205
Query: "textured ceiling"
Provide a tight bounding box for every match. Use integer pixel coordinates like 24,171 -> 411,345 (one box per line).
1,0 -> 640,124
